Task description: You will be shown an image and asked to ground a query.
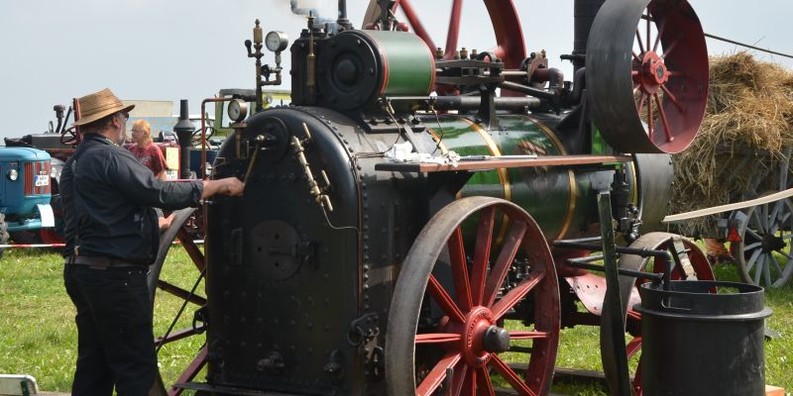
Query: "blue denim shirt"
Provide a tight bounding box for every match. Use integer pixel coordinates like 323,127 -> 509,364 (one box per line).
61,134 -> 202,264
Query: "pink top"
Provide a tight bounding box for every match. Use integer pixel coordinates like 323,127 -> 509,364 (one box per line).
128,143 -> 167,177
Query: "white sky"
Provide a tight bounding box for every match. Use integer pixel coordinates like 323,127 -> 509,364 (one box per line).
1,0 -> 791,139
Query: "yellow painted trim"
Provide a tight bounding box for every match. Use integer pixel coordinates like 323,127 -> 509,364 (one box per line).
628,162 -> 639,207
525,115 -> 568,155
524,116 -> 577,240
462,118 -> 512,244
557,169 -> 577,240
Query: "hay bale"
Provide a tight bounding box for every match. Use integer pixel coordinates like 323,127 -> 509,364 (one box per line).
670,52 -> 793,236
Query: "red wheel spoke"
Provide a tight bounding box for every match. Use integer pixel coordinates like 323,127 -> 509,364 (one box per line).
475,366 -> 495,395
653,17 -> 666,53
653,92 -> 674,142
636,92 -> 648,117
660,36 -> 680,60
484,221 -> 528,306
171,346 -> 207,394
667,70 -> 684,77
647,93 -> 654,140
645,13 -> 651,53
448,227 -> 473,312
416,332 -> 463,344
444,0 -> 464,59
491,269 -> 545,320
453,364 -> 473,396
509,330 -> 551,340
472,206 -> 496,305
490,354 -> 537,396
417,352 -> 462,396
428,274 -> 466,323
399,0 -> 437,52
635,29 -> 646,54
660,84 -> 684,112
626,335 -> 642,358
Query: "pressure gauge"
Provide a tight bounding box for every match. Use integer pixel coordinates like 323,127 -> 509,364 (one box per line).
227,99 -> 249,123
265,31 -> 289,52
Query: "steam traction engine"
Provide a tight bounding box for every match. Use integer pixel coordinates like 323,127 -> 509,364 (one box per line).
154,0 -> 713,394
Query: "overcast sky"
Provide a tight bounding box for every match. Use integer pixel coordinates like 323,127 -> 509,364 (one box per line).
1,0 -> 791,139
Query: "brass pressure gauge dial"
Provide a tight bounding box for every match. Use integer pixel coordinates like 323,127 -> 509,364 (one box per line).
227,99 -> 249,123
265,31 -> 289,52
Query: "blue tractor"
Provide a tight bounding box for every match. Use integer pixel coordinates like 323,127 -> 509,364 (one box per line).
0,146 -> 54,249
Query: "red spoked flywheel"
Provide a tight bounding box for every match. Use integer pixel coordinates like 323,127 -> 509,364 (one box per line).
587,0 -> 708,154
362,0 -> 527,95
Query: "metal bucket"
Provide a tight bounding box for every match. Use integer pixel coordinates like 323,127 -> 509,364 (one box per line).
635,280 -> 772,396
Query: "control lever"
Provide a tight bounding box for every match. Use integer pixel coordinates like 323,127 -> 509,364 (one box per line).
292,123 -> 333,212
243,134 -> 266,186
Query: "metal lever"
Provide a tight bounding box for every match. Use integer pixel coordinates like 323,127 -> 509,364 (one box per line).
292,123 -> 333,212
243,134 -> 266,186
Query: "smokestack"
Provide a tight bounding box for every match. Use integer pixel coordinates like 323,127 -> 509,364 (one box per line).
173,99 -> 195,179
573,0 -> 606,72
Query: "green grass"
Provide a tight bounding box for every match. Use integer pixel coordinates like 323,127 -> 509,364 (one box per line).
0,247 -> 205,392
0,247 -> 790,394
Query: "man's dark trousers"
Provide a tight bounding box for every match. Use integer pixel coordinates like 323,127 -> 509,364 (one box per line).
64,264 -> 156,396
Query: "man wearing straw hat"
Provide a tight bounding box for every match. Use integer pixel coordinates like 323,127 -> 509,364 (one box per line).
60,88 -> 244,395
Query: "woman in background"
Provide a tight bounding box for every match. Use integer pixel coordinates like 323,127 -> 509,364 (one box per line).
128,119 -> 168,180
128,119 -> 174,229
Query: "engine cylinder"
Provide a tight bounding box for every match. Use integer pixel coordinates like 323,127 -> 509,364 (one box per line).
292,30 -> 435,112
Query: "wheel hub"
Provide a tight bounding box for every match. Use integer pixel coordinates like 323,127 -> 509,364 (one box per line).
458,306 -> 509,367
636,51 -> 669,94
763,234 -> 786,252
483,325 -> 511,353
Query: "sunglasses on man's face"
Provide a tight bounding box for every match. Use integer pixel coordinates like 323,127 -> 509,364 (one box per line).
117,112 -> 129,121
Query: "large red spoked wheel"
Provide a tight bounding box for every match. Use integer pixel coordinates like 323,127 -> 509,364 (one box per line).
608,232 -> 714,395
386,197 -> 560,395
587,0 -> 708,154
364,0 -> 525,66
148,208 -> 209,395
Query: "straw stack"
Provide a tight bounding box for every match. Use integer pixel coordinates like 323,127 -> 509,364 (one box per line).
670,52 -> 793,236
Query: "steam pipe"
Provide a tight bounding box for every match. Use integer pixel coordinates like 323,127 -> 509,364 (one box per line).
498,81 -> 557,101
337,0 -> 351,30
430,96 -> 542,111
569,67 -> 587,106
53,105 -> 65,135
532,67 -> 565,91
573,0 -> 606,73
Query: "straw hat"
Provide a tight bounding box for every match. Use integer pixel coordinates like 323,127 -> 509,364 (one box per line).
73,88 -> 135,126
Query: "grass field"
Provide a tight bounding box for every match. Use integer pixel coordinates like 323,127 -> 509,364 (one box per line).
0,246 -> 790,394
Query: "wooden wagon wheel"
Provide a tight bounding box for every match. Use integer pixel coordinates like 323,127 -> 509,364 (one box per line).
147,207 -> 208,395
386,196 -> 560,395
609,232 -> 714,395
587,0 -> 708,153
730,194 -> 793,287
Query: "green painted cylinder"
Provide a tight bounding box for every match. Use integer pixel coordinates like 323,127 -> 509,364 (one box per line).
315,30 -> 435,111
358,30 -> 436,97
422,114 -> 638,241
